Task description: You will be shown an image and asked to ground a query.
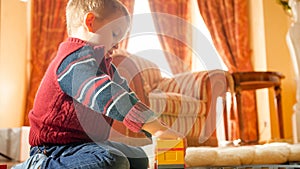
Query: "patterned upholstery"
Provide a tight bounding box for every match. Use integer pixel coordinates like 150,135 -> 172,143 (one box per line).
110,50 -> 234,147
149,91 -> 206,146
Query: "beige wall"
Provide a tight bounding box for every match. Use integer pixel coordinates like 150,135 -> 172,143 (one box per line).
0,0 -> 28,128
249,0 -> 296,142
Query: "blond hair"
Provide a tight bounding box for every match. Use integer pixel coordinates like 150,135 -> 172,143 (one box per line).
66,0 -> 130,36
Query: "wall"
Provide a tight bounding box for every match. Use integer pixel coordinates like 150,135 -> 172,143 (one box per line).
0,0 -> 28,128
249,0 -> 296,142
248,0 -> 272,142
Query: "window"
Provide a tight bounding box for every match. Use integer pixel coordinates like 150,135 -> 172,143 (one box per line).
127,0 -> 228,143
127,0 -> 227,77
127,0 -> 173,77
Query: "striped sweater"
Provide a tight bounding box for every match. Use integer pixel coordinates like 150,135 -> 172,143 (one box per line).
29,37 -> 154,145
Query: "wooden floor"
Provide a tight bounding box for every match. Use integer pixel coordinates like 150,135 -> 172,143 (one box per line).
2,161 -> 300,169
187,164 -> 300,169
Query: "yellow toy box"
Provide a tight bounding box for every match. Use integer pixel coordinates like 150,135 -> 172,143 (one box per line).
155,139 -> 185,169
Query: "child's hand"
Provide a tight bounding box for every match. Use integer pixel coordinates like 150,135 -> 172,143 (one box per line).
142,119 -> 187,153
152,128 -> 184,140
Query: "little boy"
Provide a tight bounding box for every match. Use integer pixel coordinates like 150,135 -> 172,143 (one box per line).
13,0 -> 184,169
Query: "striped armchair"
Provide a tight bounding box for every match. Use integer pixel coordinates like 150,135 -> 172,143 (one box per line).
109,50 -> 234,147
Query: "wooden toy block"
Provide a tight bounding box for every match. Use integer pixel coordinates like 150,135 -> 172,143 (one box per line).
0,164 -> 7,169
155,139 -> 185,169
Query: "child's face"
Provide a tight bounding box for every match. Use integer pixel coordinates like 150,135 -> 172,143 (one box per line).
91,12 -> 129,57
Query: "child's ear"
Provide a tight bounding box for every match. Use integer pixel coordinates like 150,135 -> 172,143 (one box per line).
84,12 -> 96,32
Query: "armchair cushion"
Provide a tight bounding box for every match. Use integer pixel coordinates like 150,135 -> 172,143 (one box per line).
149,88 -> 207,146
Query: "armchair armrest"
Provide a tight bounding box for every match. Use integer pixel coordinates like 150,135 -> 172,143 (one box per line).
155,70 -> 234,145
156,70 -> 233,101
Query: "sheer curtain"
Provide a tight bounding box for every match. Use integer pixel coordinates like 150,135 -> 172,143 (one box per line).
148,0 -> 192,74
198,0 -> 257,142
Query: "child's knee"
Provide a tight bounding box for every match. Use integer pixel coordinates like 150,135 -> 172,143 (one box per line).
129,156 -> 149,169
110,153 -> 130,169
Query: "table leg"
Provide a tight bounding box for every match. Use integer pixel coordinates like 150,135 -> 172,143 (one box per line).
235,91 -> 244,141
275,85 -> 284,138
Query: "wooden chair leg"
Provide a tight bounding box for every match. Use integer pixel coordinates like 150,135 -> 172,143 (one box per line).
223,100 -> 229,141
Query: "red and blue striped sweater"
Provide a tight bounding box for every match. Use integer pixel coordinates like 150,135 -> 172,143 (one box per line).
29,37 -> 154,146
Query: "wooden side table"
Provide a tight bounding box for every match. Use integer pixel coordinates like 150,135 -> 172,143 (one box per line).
232,71 -> 285,143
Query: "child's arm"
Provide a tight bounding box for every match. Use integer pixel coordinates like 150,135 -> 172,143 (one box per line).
110,64 -> 139,100
57,46 -> 186,143
57,47 -> 153,133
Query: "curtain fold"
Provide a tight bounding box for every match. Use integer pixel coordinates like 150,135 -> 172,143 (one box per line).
24,0 -> 68,125
198,0 -> 258,142
148,0 -> 192,74
118,0 -> 135,49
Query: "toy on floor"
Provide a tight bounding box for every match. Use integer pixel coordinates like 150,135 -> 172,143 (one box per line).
155,138 -> 185,169
0,164 -> 7,169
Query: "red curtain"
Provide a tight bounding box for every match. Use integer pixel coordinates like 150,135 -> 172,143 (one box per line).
24,0 -> 68,125
148,0 -> 192,74
118,0 -> 135,49
198,0 -> 258,142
